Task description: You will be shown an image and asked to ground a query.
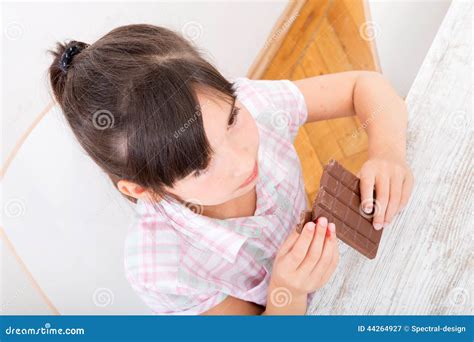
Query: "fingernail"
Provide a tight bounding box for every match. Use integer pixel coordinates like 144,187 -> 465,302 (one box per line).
307,222 -> 315,231
329,223 -> 335,232
318,217 -> 328,228
373,223 -> 383,230
384,222 -> 390,228
363,205 -> 373,213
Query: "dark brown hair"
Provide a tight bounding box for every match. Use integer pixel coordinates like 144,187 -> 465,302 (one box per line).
48,24 -> 236,205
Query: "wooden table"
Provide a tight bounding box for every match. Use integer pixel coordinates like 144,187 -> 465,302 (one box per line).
308,0 -> 473,315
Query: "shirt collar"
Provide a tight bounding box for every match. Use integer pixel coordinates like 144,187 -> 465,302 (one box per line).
137,197 -> 248,263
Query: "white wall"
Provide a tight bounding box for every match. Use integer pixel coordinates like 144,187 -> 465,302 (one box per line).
368,0 -> 452,97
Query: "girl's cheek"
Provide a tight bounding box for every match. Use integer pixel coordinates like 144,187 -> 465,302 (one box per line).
240,110 -> 258,139
246,114 -> 259,149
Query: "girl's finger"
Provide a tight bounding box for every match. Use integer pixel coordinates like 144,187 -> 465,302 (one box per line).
286,221 -> 316,268
373,176 -> 389,230
399,171 -> 414,209
360,171 -> 376,214
384,175 -> 403,225
310,223 -> 337,278
277,227 -> 302,257
297,217 -> 328,274
319,239 -> 339,286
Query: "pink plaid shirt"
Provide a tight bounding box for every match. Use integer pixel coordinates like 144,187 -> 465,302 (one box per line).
124,76 -> 309,314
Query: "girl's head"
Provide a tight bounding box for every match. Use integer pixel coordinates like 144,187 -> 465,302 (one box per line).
49,24 -> 259,209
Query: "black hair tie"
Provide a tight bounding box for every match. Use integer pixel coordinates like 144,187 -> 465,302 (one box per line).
59,41 -> 90,73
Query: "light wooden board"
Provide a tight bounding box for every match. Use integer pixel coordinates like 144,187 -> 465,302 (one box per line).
260,0 -> 380,205
307,0 -> 473,314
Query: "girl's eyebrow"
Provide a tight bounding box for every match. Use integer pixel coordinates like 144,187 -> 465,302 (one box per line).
226,97 -> 237,126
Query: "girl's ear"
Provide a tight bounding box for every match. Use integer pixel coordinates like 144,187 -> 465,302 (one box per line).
117,179 -> 147,200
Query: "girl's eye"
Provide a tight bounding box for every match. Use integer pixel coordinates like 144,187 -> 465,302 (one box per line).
193,165 -> 210,178
227,106 -> 240,128
194,107 -> 240,178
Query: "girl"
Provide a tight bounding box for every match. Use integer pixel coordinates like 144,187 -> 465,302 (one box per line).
48,24 -> 413,315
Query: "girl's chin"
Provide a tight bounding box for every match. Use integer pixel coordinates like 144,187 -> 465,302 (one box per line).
202,182 -> 257,206
235,181 -> 257,195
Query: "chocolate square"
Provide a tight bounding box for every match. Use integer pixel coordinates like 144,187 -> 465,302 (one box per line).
296,160 -> 383,259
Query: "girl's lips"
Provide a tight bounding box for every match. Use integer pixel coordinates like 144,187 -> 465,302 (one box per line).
238,161 -> 258,189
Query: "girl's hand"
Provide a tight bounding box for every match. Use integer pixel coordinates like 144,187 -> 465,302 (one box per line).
269,217 -> 339,298
358,157 -> 414,230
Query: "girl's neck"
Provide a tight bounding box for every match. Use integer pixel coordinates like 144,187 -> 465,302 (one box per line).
201,185 -> 257,220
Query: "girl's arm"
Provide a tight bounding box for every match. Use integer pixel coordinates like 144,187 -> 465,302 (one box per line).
201,288 -> 308,315
293,71 -> 414,230
201,295 -> 265,315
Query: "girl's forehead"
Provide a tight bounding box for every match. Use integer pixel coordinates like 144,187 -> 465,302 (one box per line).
197,91 -> 233,114
196,92 -> 235,146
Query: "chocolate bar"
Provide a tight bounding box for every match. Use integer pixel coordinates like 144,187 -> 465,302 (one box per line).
296,160 -> 383,259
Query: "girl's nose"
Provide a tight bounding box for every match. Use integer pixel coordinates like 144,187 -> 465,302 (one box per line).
226,145 -> 253,178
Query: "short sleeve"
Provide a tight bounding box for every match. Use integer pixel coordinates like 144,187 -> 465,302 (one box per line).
236,78 -> 308,143
124,219 -> 228,315
126,271 -> 229,315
